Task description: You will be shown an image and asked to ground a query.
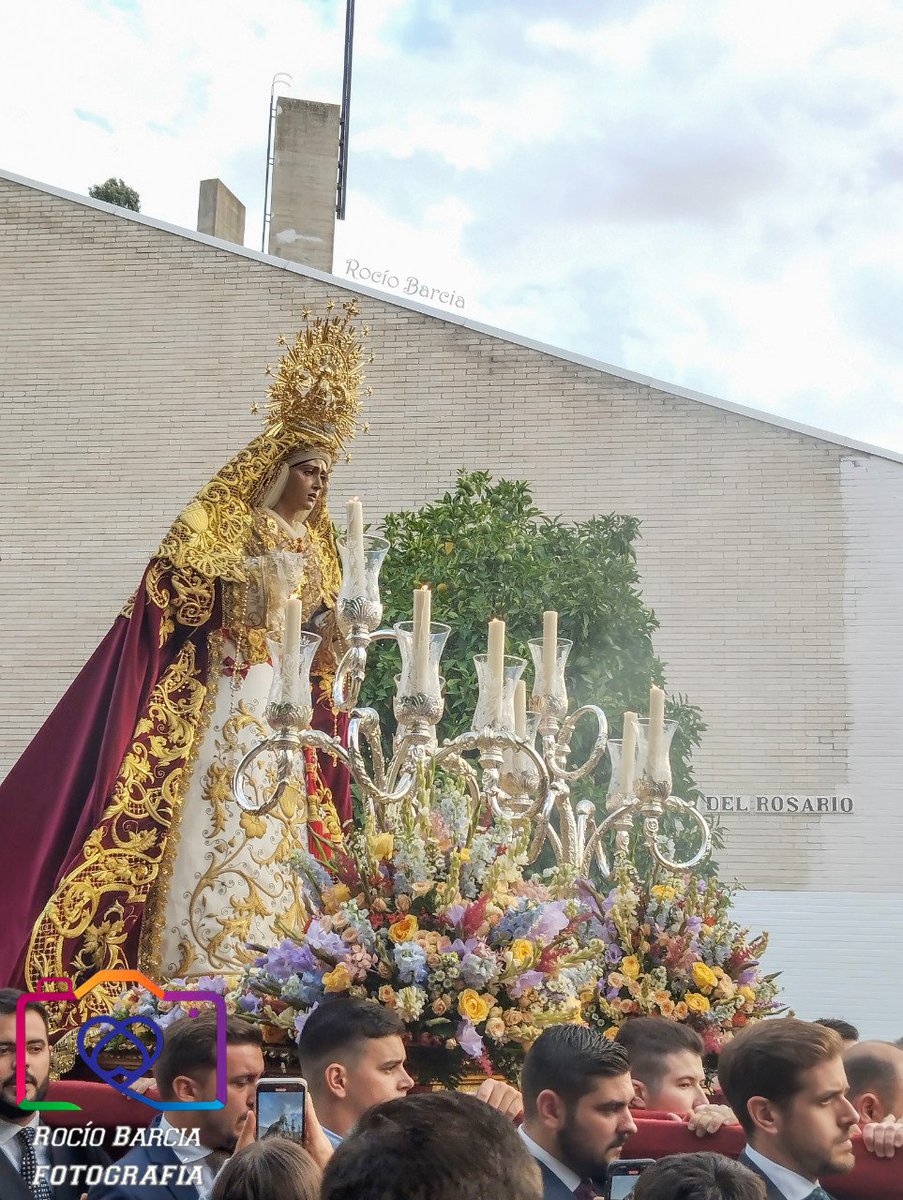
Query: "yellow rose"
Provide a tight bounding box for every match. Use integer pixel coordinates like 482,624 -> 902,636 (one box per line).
388,914 -> 419,943
738,985 -> 756,1005
369,832 -> 394,860
621,956 -> 641,980
691,962 -> 718,993
603,1025 -> 620,1039
322,963 -> 353,993
458,989 -> 493,1024
510,939 -> 534,966
684,991 -> 711,1014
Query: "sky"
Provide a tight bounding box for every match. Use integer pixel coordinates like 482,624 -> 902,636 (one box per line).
3,0 -> 903,450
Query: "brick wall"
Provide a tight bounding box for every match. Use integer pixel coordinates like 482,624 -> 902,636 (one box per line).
2,172 -> 900,1032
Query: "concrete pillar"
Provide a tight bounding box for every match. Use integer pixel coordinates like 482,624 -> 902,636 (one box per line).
268,98 -> 339,273
197,179 -> 246,246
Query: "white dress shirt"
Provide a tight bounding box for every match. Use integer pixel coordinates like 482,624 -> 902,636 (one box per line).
157,1116 -> 224,1200
744,1143 -> 822,1200
0,1113 -> 53,1177
519,1126 -> 582,1192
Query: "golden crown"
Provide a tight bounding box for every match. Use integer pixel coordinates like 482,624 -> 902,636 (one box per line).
262,298 -> 373,459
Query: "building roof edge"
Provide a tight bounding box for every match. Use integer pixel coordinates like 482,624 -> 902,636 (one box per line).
3,165 -> 900,467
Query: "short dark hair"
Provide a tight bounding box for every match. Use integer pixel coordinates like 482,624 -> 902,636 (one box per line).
321,1092 -> 542,1200
844,1041 -> 903,1108
210,1136 -> 320,1200
154,1013 -> 263,1101
297,998 -> 405,1078
815,1018 -> 859,1043
717,1018 -> 842,1134
0,988 -> 49,1034
615,1017 -> 705,1092
521,1024 -> 630,1117
633,1153 -> 766,1200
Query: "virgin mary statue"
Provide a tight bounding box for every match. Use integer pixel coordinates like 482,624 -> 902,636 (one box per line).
0,301 -> 368,1018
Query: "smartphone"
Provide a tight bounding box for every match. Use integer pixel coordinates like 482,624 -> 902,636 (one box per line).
255,1077 -> 307,1141
606,1159 -> 655,1200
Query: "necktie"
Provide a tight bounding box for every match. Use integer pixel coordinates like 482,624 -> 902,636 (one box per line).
807,1190 -> 833,1200
16,1127 -> 54,1200
574,1180 -> 600,1200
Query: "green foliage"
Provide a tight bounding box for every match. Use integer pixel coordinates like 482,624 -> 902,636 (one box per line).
362,471 -> 713,864
88,177 -> 140,211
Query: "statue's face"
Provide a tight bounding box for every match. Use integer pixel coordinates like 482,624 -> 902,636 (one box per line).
279,458 -> 330,518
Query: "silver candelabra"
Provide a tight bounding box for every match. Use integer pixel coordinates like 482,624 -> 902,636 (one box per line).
232,533 -> 712,878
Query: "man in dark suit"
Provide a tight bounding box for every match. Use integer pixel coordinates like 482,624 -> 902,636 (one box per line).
519,1024 -> 637,1200
88,1012 -> 265,1200
718,1017 -> 859,1200
0,987 -> 109,1200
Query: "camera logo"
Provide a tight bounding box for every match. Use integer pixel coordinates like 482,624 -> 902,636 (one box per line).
16,970 -> 227,1112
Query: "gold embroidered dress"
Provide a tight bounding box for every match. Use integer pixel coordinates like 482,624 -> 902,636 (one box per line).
1,304 -> 368,1021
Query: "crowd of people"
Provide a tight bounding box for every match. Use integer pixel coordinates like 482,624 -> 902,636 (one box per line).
2,988 -> 903,1200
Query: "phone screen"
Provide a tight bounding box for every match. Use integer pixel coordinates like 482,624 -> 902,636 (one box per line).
607,1160 -> 653,1200
256,1080 -> 307,1141
608,1177 -> 641,1200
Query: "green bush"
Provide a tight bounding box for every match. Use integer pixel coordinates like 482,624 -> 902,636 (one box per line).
362,470 -> 715,867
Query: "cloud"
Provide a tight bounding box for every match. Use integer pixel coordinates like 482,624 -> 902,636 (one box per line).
3,0 -> 903,451
74,108 -> 114,132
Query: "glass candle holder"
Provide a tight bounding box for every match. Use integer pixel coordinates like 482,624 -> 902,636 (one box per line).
336,534 -> 389,632
500,710 -> 541,797
634,717 -> 678,791
473,654 -> 527,732
394,620 -> 451,706
266,630 -> 321,731
527,637 -> 572,718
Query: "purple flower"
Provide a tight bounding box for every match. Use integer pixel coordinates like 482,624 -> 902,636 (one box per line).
237,993 -> 262,1014
530,902 -> 569,941
738,967 -> 758,986
193,975 -> 228,996
606,944 -> 624,965
306,925 -> 349,960
510,970 -> 544,998
606,986 -> 620,1001
446,904 -> 467,927
447,937 -> 478,957
256,938 -> 316,980
457,1020 -> 485,1059
294,1005 -> 318,1039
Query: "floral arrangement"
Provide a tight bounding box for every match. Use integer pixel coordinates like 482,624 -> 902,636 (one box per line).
240,772 -> 603,1084
585,860 -> 782,1053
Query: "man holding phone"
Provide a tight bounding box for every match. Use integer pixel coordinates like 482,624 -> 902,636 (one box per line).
88,1013 -> 265,1200
519,1025 -> 639,1200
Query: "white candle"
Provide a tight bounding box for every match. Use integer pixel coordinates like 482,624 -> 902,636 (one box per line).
542,610 -> 558,693
346,497 -> 366,597
412,585 -> 431,693
647,685 -> 665,779
619,711 -> 637,796
282,598 -> 302,703
487,618 -> 506,724
514,680 -> 527,738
